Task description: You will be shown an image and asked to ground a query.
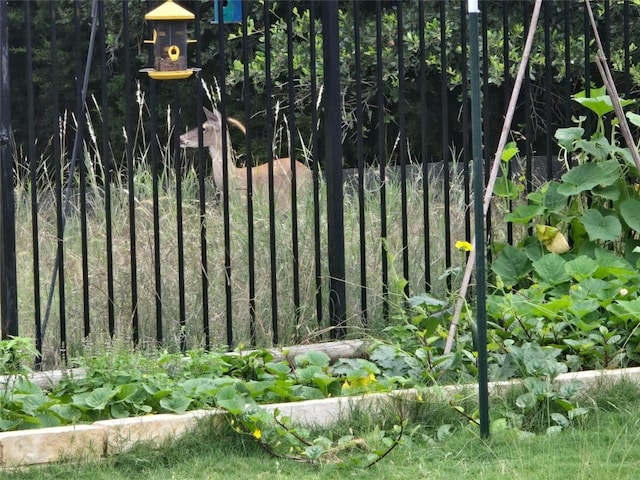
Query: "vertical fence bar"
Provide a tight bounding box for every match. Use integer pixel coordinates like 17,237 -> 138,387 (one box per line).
439,0 -> 452,292
420,0 -> 431,293
603,1 -> 610,60
172,81 -> 187,352
98,0 -> 116,338
146,0 -> 163,345
396,1 -> 409,296
502,3 -> 512,245
461,1 -> 471,249
51,0 -> 67,363
323,0 -> 346,339
194,1 -> 210,349
563,2 -> 572,134
623,1 -> 630,96
216,0 -> 233,348
583,3 -> 591,112
263,0 -> 279,345
523,2 -> 533,194
354,0 -> 368,324
24,1 -> 41,356
0,0 -> 18,339
74,0 -> 91,340
122,0 -> 140,346
375,0 -> 388,322
285,1 -> 301,334
543,1 -> 553,176
309,0 -> 323,330
480,3 -> 492,258
241,0 -> 256,347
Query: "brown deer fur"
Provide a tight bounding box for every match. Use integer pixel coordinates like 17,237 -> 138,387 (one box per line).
180,107 -> 312,210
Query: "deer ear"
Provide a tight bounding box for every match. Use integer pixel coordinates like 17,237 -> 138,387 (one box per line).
203,107 -> 221,125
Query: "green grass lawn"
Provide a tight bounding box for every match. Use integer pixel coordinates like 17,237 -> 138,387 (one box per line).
5,380 -> 640,480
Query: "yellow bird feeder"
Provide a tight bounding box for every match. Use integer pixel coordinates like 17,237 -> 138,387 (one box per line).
141,0 -> 199,80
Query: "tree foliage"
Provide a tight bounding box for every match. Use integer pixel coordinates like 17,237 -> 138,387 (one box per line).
7,1 -> 640,171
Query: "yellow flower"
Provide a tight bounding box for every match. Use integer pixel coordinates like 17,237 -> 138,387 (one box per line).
455,240 -> 473,252
252,428 -> 262,440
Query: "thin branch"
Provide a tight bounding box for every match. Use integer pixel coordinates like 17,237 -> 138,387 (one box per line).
235,418 -> 308,462
365,421 -> 405,469
450,400 -> 481,427
584,0 -> 640,173
273,411 -> 313,447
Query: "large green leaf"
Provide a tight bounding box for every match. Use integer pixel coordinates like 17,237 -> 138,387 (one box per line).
49,404 -> 82,423
580,209 -> 621,242
159,394 -> 192,415
593,247 -> 635,277
624,237 -> 640,266
541,181 -> 568,212
592,183 -> 621,201
558,161 -> 620,196
575,137 -> 613,161
504,205 -> 545,224
294,351 -> 330,368
490,245 -> 532,287
532,254 -> 571,285
620,199 -> 640,232
83,387 -> 118,411
494,176 -> 520,200
627,111 -> 640,128
214,385 -> 245,416
291,385 -> 325,401
407,293 -> 447,308
606,298 -> 640,321
296,365 -> 322,383
564,256 -> 599,281
531,296 -> 571,319
568,299 -> 600,318
572,86 -> 635,117
554,127 -> 584,150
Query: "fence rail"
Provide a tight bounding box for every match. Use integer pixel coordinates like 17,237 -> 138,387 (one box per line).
1,0 -> 638,367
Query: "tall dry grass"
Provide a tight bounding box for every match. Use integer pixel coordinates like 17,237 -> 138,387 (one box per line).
11,90 -> 473,367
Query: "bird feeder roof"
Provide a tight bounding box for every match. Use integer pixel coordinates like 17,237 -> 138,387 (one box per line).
145,0 -> 194,21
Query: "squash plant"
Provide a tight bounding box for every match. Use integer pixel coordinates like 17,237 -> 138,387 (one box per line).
489,87 -> 640,370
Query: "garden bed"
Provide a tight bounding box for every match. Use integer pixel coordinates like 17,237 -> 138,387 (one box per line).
2,366 -> 640,468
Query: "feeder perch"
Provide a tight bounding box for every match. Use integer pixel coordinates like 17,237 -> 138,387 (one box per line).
141,0 -> 200,80
212,0 -> 242,24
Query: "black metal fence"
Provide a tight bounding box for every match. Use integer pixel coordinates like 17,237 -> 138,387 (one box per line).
1,0 -> 638,366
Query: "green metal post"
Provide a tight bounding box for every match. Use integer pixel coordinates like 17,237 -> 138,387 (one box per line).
469,0 -> 489,438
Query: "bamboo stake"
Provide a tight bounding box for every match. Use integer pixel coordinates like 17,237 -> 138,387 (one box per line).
444,0 -> 543,354
584,0 -> 640,173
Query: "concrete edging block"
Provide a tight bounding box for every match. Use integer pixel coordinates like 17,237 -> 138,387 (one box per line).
261,390 -> 419,428
94,409 -> 224,454
0,425 -> 104,468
